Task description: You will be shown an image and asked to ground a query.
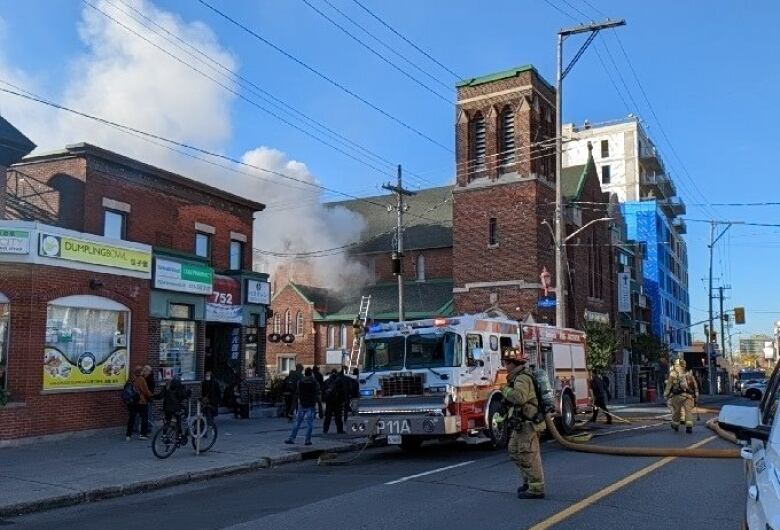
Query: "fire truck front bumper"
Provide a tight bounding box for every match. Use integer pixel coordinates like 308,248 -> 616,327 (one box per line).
347,413 -> 460,439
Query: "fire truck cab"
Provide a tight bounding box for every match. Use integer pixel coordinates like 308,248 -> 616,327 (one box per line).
348,313 -> 589,451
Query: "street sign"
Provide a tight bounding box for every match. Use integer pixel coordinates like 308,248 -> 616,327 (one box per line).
537,296 -> 556,309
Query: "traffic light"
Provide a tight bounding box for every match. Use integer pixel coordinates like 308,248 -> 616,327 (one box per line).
734,307 -> 746,325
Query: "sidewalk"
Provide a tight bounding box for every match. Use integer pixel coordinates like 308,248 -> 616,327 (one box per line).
0,411 -> 371,517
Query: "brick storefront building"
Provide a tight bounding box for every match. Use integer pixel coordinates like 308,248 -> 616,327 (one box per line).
0,122 -> 270,441
267,66 -> 615,372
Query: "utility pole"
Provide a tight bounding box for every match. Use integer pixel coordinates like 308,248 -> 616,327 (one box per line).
555,18 -> 625,328
383,165 -> 414,322
707,221 -> 731,394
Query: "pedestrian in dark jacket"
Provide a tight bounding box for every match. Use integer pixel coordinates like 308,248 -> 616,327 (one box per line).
126,366 -> 153,440
601,373 -> 612,401
157,375 -> 191,433
590,372 -> 613,424
343,368 -> 360,424
283,364 -> 304,421
323,369 -> 347,434
201,371 -> 221,420
285,367 -> 320,445
312,365 -> 325,418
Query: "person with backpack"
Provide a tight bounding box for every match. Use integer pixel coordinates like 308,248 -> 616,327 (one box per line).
322,368 -> 346,435
282,364 -> 303,421
125,366 -> 153,441
284,367 -> 320,445
665,357 -> 699,433
501,353 -> 545,500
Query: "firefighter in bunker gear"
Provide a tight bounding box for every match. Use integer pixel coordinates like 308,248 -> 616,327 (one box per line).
502,353 -> 545,499
664,358 -> 698,433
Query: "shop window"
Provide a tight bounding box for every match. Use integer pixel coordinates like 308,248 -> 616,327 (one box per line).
159,320 -> 197,381
0,294 -> 9,392
103,209 -> 126,240
278,356 -> 295,374
44,295 -> 130,391
229,240 -> 244,270
195,232 -> 211,260
295,311 -> 304,336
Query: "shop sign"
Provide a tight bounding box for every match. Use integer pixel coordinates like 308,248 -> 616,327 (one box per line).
0,228 -> 30,254
584,310 -> 610,325
206,275 -> 242,323
246,279 -> 270,305
154,257 -> 213,294
617,272 -> 631,313
39,232 -> 151,273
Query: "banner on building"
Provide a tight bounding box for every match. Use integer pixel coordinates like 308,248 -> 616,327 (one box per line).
617,272 -> 631,313
39,232 -> 151,273
206,275 -> 243,323
0,229 -> 30,254
43,347 -> 128,391
154,257 -> 213,294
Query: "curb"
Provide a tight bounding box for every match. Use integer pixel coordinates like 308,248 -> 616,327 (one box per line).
0,439 -> 372,519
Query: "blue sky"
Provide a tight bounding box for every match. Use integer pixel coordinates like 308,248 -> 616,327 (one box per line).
1,0 -> 779,340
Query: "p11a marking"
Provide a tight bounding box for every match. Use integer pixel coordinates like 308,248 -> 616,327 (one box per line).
376,419 -> 412,434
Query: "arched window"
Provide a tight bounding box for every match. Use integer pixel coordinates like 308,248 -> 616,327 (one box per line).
328,325 -> 337,349
273,313 -> 281,334
295,311 -> 304,336
416,254 -> 426,282
284,310 -> 291,335
470,112 -> 486,176
340,324 -> 348,349
0,292 -> 9,392
499,105 -> 515,168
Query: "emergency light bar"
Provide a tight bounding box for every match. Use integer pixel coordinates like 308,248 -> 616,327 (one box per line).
365,318 -> 461,334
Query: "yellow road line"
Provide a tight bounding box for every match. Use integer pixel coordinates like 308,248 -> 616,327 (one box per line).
527,435 -> 717,530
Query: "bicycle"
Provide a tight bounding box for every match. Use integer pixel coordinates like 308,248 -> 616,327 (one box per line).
152,399 -> 218,459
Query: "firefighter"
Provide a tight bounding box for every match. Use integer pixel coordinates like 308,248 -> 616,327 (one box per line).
664,357 -> 698,433
502,353 -> 545,499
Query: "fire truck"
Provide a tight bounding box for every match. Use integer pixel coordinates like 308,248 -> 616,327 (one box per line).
347,313 -> 590,451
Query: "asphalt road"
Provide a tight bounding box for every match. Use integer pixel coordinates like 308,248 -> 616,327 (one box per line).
4,414 -> 745,530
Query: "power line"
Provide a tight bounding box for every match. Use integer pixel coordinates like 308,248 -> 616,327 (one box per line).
83,0 -> 395,179
319,0 -> 452,92
300,0 -> 452,104
197,0 -> 453,153
350,0 -> 462,80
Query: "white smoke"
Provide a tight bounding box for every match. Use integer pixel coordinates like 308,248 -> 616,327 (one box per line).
0,0 -> 368,290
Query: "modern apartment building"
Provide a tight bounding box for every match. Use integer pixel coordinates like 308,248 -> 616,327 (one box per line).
563,117 -> 691,351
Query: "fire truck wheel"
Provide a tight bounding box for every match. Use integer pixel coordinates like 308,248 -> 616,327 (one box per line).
557,393 -> 576,435
399,436 -> 424,452
486,398 -> 508,449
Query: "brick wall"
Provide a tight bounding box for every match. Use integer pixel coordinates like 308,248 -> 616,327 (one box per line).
266,284 -> 318,372
0,263 -> 149,440
362,246 -> 453,283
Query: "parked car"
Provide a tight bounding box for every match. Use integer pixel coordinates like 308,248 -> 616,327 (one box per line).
719,362 -> 780,529
735,369 -> 767,393
742,379 -> 768,401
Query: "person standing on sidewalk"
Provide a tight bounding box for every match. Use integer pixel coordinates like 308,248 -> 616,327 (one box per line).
201,371 -> 221,421
590,371 -> 613,424
323,369 -> 346,434
312,365 -> 325,418
285,367 -> 319,446
126,366 -> 153,440
283,364 -> 303,421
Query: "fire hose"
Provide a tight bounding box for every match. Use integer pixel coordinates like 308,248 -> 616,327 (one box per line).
545,413 -> 740,458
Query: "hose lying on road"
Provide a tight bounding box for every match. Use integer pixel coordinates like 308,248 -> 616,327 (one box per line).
545,414 -> 740,459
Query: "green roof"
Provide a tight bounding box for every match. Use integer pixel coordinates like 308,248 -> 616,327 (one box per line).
290,279 -> 454,322
456,64 -> 553,92
326,186 -> 453,253
561,153 -> 596,202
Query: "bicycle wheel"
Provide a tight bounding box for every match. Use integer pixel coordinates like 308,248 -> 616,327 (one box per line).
190,416 -> 218,453
152,423 -> 179,459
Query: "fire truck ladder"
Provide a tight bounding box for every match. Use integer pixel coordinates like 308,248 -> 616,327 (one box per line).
348,295 -> 371,371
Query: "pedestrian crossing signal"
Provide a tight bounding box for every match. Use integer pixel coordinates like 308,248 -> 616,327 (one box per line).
734,307 -> 746,325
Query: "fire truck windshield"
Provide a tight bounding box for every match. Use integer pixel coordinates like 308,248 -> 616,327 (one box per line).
364,332 -> 462,371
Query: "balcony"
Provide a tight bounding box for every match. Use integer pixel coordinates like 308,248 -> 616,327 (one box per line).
673,218 -> 687,234
640,172 -> 676,200
661,196 -> 686,217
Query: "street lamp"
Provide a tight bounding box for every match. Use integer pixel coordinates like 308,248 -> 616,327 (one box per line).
554,18 -> 626,329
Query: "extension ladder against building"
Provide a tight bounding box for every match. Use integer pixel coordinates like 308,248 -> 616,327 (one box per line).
348,295 -> 371,371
